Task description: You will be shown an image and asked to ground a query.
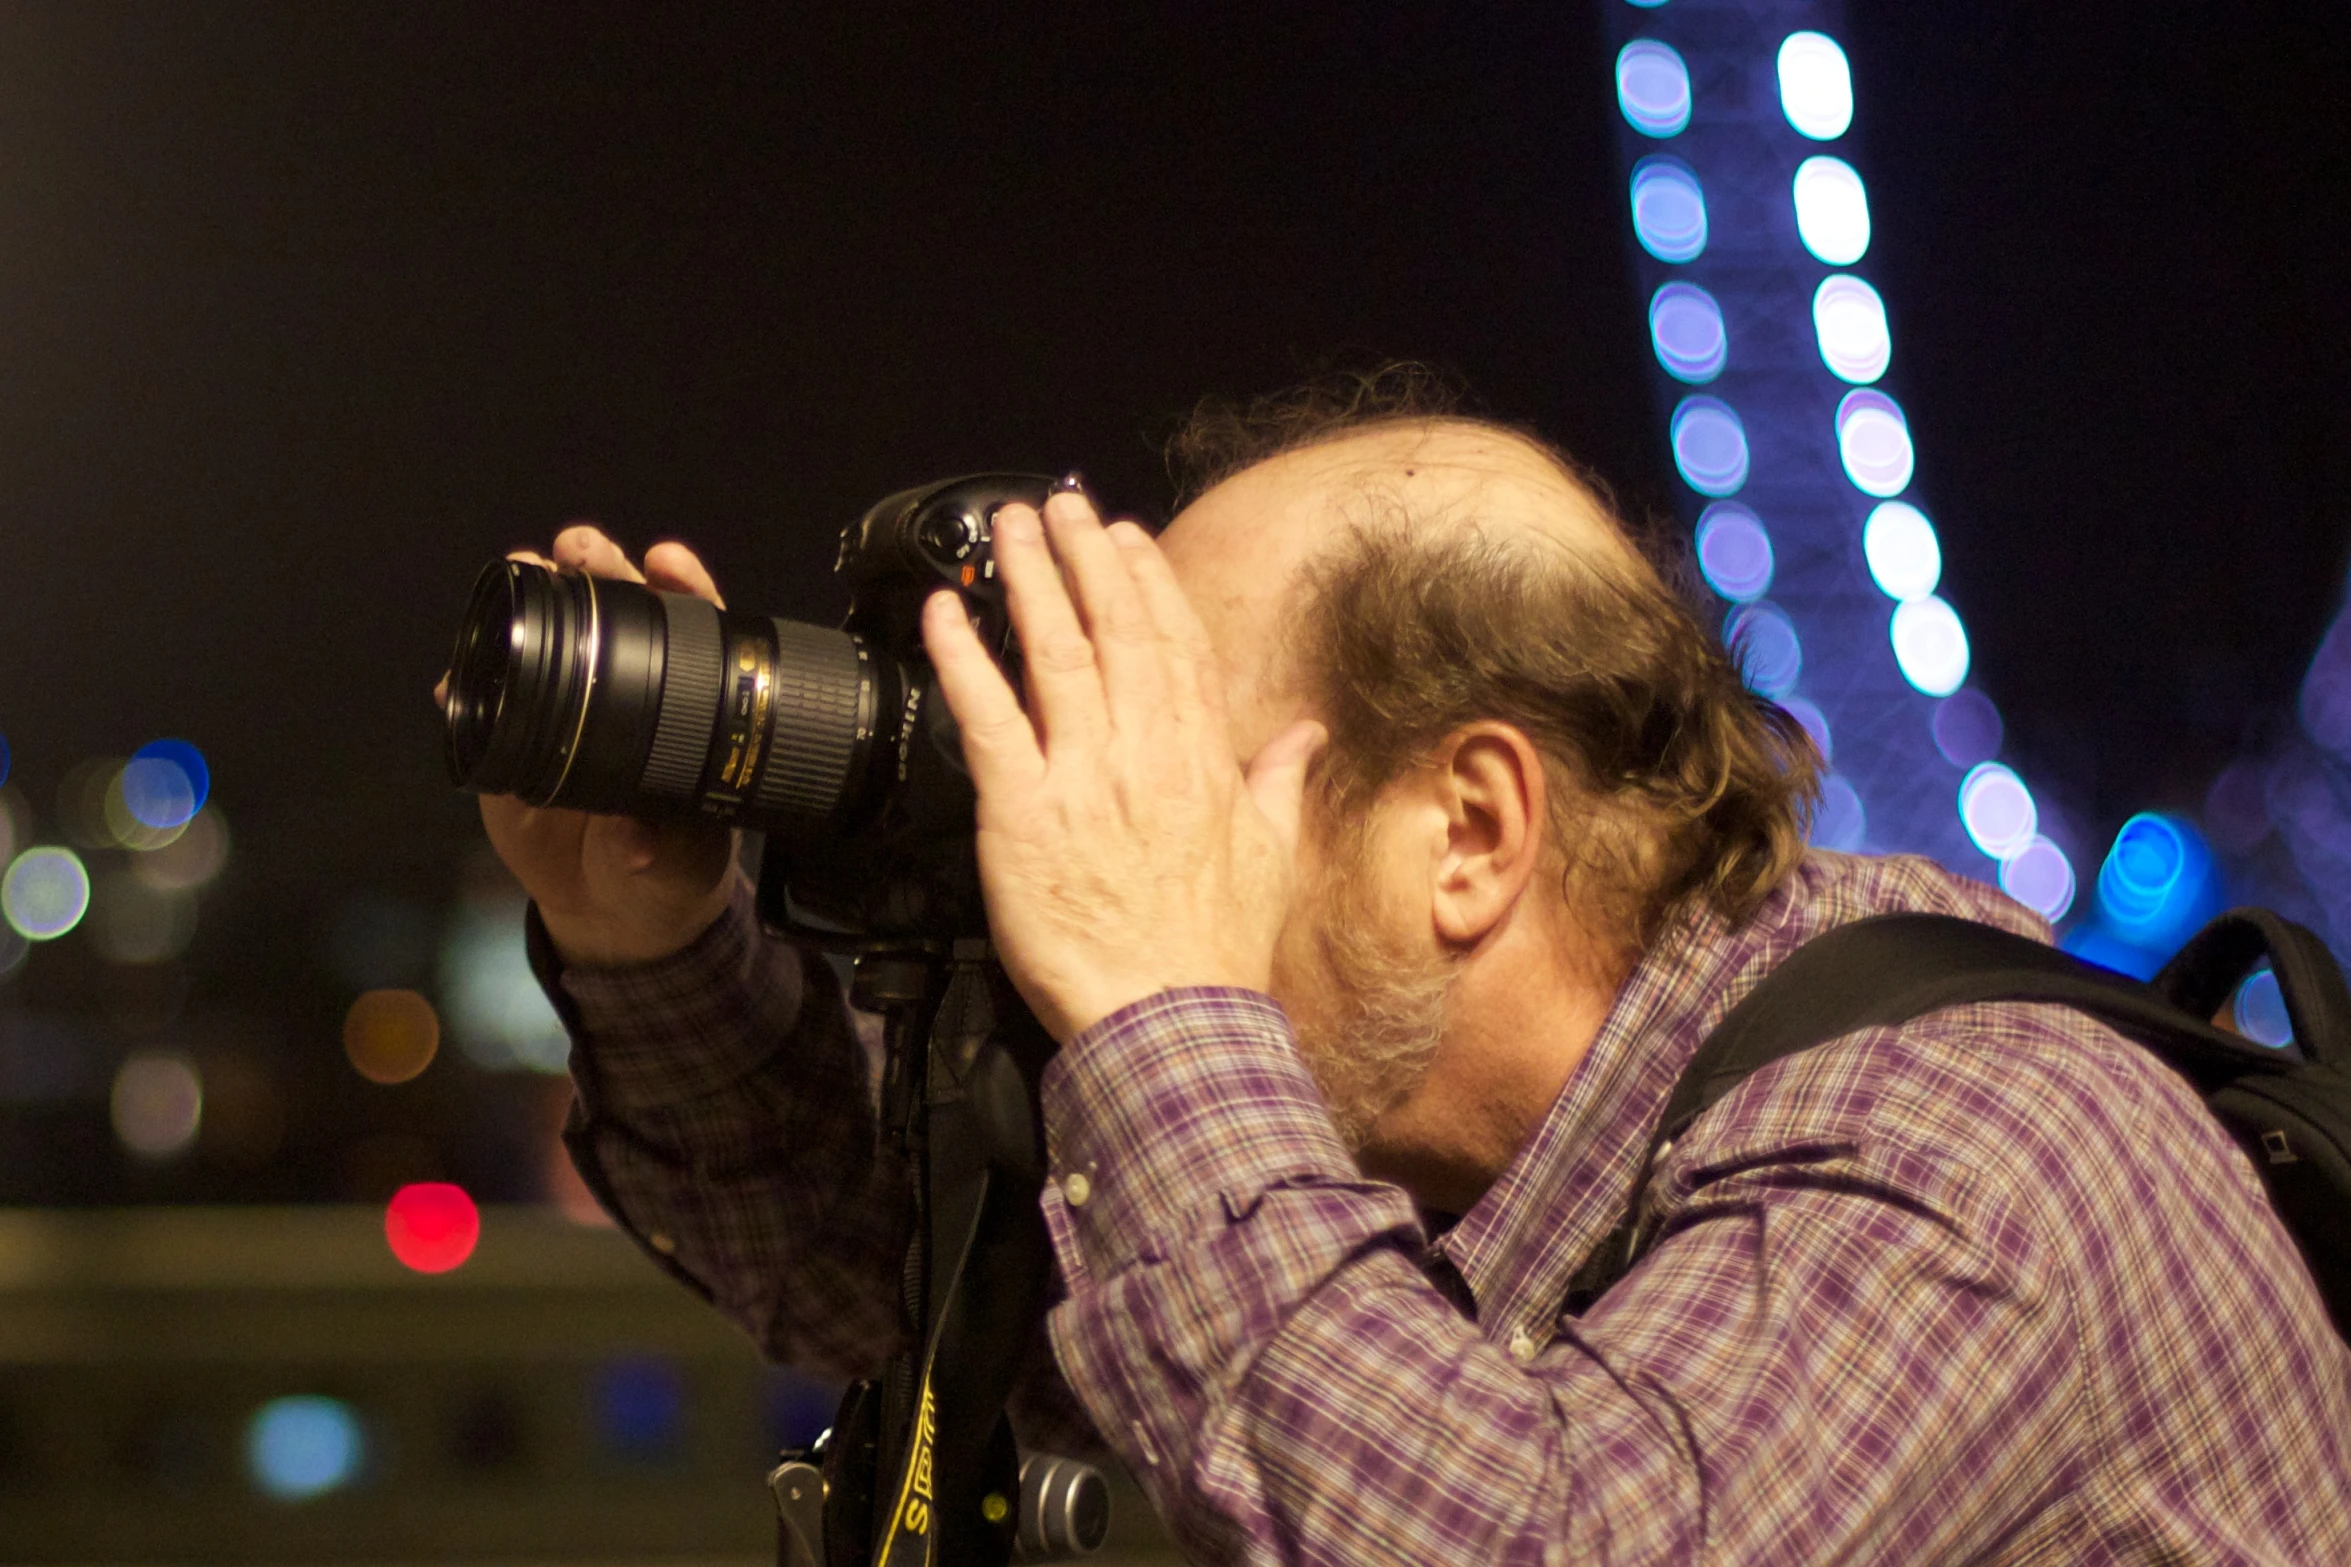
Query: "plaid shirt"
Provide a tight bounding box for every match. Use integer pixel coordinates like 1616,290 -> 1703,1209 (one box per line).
546,852 -> 2351,1564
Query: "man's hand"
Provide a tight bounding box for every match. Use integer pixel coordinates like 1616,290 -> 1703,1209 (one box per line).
437,526 -> 738,968
920,490 -> 1327,1043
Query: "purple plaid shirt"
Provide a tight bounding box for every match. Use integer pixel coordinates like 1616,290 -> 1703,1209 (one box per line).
547,851 -> 2351,1564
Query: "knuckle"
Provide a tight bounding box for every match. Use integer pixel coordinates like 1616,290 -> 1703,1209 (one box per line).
1032,634 -> 1098,674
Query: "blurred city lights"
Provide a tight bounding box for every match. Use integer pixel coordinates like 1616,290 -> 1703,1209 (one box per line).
344,989 -> 442,1085
131,807 -> 230,892
1780,696 -> 1832,764
1776,31 -> 1854,141
1812,274 -> 1889,383
3,846 -> 91,939
1835,389 -> 1914,497
2297,614 -> 2351,758
0,732 -> 9,789
1649,282 -> 1727,382
1862,500 -> 1942,601
1694,502 -> 1774,602
1616,40 -> 1692,138
1728,603 -> 1802,699
1999,836 -> 2078,921
55,759 -> 125,849
1630,156 -> 1708,263
130,739 -> 210,822
1958,762 -> 2038,859
1670,394 -> 1749,495
1890,597 -> 1971,696
1792,155 -> 1871,265
1931,689 -> 2004,768
2233,968 -> 2294,1049
246,1396 -> 365,1501
442,883 -> 570,1073
1814,776 -> 1867,851
2095,813 -> 2218,950
90,872 -> 199,964
597,1357 -> 688,1463
385,1181 -> 480,1273
111,1052 -> 203,1159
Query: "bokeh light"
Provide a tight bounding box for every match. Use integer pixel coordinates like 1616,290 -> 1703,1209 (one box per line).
1792,155 -> 1871,265
1812,274 -> 1890,383
0,787 -> 18,868
1670,395 -> 1749,495
1776,31 -> 1854,141
1616,40 -> 1692,138
3,846 -> 91,940
596,1357 -> 688,1464
55,759 -> 125,849
132,807 -> 230,892
1932,689 -> 2004,767
1694,502 -> 1774,602
1958,762 -> 2038,859
1814,776 -> 1867,851
1836,389 -> 1914,497
1862,500 -> 1941,601
2202,760 -> 2271,852
1648,282 -> 1727,382
1630,156 -> 1708,263
2095,813 -> 2218,950
2233,968 -> 2295,1049
2297,614 -> 2351,758
0,732 -> 9,789
1727,603 -> 1802,698
111,1052 -> 203,1159
1999,836 -> 2077,921
90,872 -> 199,964
1890,596 -> 1971,696
386,1182 -> 480,1274
344,990 -> 442,1085
247,1396 -> 365,1501
1780,696 -> 1832,764
121,741 -> 207,831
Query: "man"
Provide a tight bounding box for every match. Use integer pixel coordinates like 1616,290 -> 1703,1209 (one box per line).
488,378 -> 2351,1563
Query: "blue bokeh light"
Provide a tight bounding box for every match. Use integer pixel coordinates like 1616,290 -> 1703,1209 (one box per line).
1932,689 -> 2004,768
1648,282 -> 1727,383
1836,390 -> 1914,497
1727,602 -> 1802,699
247,1396 -> 365,1501
1777,32 -> 1854,141
1814,776 -> 1867,851
2000,835 -> 2077,921
2297,613 -> 2351,758
1813,274 -> 1889,383
1890,596 -> 1971,697
125,740 -> 210,829
1862,501 -> 1941,601
1670,395 -> 1748,495
1630,156 -> 1708,263
1617,40 -> 1693,138
1793,155 -> 1871,265
2233,968 -> 2295,1049
1959,762 -> 2037,860
597,1356 -> 687,1463
1694,502 -> 1774,601
2095,813 -> 2219,951
1780,696 -> 1832,764
0,732 -> 9,790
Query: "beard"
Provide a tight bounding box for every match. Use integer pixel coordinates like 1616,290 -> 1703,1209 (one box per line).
1282,837 -> 1458,1153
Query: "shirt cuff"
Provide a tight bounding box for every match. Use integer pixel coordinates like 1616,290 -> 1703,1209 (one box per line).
1039,986 -> 1357,1273
533,877 -> 813,1108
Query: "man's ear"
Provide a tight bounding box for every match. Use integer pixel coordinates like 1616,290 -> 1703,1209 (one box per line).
1428,723 -> 1549,948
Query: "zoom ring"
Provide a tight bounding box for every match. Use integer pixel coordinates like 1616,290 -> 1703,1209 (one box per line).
639,593 -> 724,800
754,621 -> 864,820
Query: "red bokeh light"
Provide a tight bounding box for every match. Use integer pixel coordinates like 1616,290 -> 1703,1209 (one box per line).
385,1182 -> 480,1274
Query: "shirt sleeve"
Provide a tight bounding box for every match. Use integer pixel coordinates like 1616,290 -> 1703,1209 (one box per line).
542,877 -> 913,1384
1038,988 -> 2083,1566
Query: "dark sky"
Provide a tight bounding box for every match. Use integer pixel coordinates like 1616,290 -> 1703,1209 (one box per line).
0,2 -> 2343,1198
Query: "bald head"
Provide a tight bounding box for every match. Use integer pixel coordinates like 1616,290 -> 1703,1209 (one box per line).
1158,418 -> 1642,759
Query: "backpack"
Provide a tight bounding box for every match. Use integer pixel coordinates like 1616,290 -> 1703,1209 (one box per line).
1564,908 -> 2351,1337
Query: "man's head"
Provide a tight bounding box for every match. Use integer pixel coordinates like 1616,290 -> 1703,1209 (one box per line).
1154,369 -> 1819,1201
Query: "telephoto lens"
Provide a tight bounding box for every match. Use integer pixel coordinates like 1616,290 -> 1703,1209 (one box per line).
441,559 -> 904,836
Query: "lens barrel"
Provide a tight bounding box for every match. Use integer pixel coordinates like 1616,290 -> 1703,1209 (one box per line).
443,560 -> 896,833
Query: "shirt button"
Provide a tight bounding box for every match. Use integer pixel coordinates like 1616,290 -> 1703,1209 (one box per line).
1061,1172 -> 1093,1208
1509,1328 -> 1539,1363
648,1231 -> 677,1255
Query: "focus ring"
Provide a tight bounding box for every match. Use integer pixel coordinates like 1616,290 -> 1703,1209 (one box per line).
639,593 -> 723,800
754,621 -> 863,821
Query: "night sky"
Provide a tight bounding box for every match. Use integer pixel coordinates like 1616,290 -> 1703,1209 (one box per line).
0,1 -> 2343,1201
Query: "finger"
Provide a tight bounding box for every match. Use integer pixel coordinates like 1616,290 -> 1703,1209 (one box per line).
1243,719 -> 1330,861
992,504 -> 1109,750
506,548 -> 557,569
921,589 -> 1045,791
1108,521 -> 1225,723
644,541 -> 727,608
433,673 -> 449,712
1041,492 -> 1166,716
552,523 -> 648,583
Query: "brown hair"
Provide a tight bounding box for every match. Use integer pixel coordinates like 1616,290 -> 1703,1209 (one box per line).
1167,364 -> 1821,954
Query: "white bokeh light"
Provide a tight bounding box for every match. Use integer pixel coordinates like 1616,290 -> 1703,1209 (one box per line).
1616,40 -> 1692,138
1890,596 -> 1971,697
112,1052 -> 203,1159
1960,763 -> 2039,860
1777,32 -> 1854,140
1812,273 -> 1889,383
1793,156 -> 1871,265
1836,390 -> 1914,497
2000,836 -> 2078,921
1863,501 -> 1941,601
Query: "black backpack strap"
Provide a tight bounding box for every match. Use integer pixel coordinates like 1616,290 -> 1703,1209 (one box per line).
1563,912 -> 2303,1312
2153,908 -> 2351,1070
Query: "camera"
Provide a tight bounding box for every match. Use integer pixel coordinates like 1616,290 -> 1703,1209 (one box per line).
442,473 -> 1058,945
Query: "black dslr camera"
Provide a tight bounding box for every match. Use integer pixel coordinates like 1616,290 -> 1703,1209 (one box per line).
443,475 -> 1108,1567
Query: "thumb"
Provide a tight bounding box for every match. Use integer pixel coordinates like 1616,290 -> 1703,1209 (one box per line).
1243,719 -> 1329,856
